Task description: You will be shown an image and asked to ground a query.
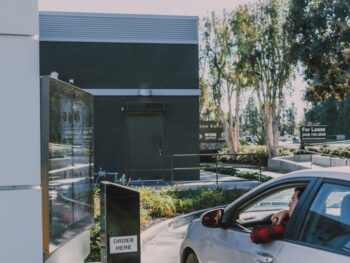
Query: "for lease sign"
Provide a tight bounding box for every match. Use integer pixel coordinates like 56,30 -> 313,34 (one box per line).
110,235 -> 138,254
300,125 -> 327,143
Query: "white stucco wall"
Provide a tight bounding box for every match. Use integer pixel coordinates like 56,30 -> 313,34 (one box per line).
0,0 -> 42,262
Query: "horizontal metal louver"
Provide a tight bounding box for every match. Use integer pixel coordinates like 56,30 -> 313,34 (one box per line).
126,102 -> 165,115
39,12 -> 198,44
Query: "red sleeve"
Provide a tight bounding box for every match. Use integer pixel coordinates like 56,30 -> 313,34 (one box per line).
250,224 -> 285,244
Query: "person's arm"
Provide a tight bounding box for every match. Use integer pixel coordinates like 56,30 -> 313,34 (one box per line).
271,209 -> 290,225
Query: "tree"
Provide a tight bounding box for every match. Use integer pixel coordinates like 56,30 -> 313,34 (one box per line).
304,95 -> 350,138
242,96 -> 265,144
202,11 -> 243,153
199,77 -> 217,121
289,0 -> 350,100
232,0 -> 294,157
280,103 -> 297,136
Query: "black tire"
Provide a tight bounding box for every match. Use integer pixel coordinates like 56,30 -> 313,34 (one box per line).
185,252 -> 199,263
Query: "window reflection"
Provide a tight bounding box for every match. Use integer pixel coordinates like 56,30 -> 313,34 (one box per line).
47,78 -> 94,252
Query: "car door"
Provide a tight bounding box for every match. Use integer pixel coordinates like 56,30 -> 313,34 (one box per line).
204,228 -> 284,263
203,179 -> 313,263
275,179 -> 350,263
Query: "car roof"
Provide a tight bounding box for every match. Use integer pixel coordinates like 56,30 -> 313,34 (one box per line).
273,166 -> 350,182
223,166 -> 350,214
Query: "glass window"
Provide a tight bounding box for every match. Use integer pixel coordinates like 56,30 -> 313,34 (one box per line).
298,182 -> 350,255
237,186 -> 303,227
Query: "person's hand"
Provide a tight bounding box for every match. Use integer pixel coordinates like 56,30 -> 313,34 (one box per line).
271,209 -> 290,225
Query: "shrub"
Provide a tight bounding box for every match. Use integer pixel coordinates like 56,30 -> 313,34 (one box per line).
217,146 -> 268,166
168,188 -> 247,213
304,146 -> 350,158
204,167 -> 272,182
85,189 -> 101,262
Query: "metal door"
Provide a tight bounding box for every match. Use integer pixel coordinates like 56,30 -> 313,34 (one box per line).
127,116 -> 164,180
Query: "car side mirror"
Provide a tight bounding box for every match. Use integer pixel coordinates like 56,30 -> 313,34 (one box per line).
201,208 -> 224,228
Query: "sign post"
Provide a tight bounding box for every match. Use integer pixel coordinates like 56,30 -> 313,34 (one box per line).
100,181 -> 140,263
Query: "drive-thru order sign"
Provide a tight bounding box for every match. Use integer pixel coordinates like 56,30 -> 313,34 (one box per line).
110,235 -> 138,254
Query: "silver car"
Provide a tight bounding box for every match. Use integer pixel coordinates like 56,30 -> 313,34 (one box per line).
180,167 -> 350,263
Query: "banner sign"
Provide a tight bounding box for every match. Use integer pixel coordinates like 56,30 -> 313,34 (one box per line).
300,125 -> 327,143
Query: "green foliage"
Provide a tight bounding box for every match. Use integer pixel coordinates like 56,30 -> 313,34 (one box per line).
139,187 -> 246,219
218,146 -> 268,166
288,0 -> 350,100
231,0 -> 295,157
278,146 -> 299,156
199,78 -> 217,121
85,189 -> 101,262
141,188 -> 177,217
85,217 -> 101,262
170,188 -> 247,212
280,103 -> 297,136
304,146 -> 350,158
202,11 -> 236,107
204,167 -> 273,182
242,96 -> 265,143
304,94 -> 350,138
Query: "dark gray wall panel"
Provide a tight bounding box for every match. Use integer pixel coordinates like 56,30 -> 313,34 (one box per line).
94,96 -> 199,180
40,42 -> 198,89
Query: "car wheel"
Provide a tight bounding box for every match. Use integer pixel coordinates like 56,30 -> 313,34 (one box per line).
186,252 -> 199,263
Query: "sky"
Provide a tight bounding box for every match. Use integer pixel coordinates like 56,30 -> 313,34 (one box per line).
39,0 -> 256,17
38,0 -> 306,122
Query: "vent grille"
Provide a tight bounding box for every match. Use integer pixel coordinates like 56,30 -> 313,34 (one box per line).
126,102 -> 165,115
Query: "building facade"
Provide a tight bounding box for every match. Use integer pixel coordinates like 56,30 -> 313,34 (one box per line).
40,12 -> 200,181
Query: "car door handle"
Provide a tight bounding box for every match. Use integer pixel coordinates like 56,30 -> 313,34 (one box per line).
255,252 -> 274,263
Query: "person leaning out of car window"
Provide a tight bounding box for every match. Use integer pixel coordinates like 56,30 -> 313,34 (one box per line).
250,187 -> 305,244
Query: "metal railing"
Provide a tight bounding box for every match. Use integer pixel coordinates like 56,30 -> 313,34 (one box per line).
125,153 -> 266,185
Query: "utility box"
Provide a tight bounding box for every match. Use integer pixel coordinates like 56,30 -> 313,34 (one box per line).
100,181 -> 141,263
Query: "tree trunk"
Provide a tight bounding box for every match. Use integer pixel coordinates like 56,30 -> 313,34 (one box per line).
220,118 -> 235,154
233,89 -> 241,153
263,104 -> 275,158
219,109 -> 237,154
272,111 -> 280,157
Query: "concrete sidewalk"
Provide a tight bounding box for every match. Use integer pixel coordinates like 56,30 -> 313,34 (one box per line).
142,168 -> 286,191
142,224 -> 188,263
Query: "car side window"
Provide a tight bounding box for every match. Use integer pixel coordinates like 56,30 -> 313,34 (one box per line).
237,187 -> 296,227
298,182 -> 350,255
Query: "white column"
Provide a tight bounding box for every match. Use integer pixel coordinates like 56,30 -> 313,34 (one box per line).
0,0 -> 42,262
